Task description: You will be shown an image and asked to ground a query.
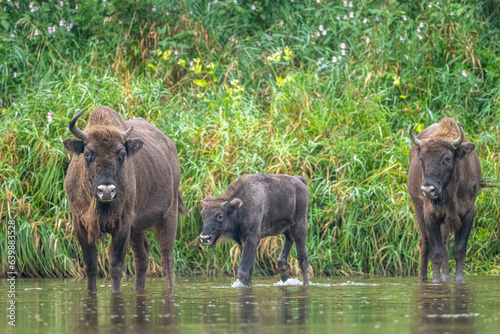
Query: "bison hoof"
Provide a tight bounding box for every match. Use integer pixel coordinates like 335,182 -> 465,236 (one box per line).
442,275 -> 451,282
455,276 -> 465,283
418,276 -> 428,282
281,274 -> 289,283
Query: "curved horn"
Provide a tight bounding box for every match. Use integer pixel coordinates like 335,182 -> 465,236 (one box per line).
453,122 -> 465,147
121,126 -> 134,140
69,108 -> 87,141
408,124 -> 421,147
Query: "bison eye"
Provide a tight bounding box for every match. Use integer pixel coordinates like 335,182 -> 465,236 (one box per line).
216,214 -> 223,222
118,152 -> 126,163
84,152 -> 92,163
444,156 -> 452,164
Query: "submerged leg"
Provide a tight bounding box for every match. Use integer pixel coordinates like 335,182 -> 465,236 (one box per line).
290,223 -> 309,285
130,232 -> 150,290
414,201 -> 429,281
109,226 -> 131,292
454,210 -> 475,283
440,223 -> 451,282
76,225 -> 98,292
277,230 -> 294,282
238,237 -> 259,286
426,219 -> 444,283
155,208 -> 178,290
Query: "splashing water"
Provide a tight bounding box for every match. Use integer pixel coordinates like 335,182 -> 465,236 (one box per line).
273,278 -> 303,286
230,279 -> 247,288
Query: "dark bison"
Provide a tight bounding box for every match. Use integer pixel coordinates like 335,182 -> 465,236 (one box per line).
199,174 -> 310,286
408,118 -> 481,282
64,106 -> 186,292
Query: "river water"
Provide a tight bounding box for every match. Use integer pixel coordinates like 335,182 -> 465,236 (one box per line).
1,276 -> 499,333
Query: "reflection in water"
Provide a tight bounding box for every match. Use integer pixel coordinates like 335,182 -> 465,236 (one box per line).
237,285 -> 309,332
8,277 -> 500,334
415,283 -> 475,334
133,292 -> 148,327
158,289 -> 177,332
238,287 -> 260,333
278,286 -> 309,327
110,292 -> 127,329
73,292 -> 98,334
70,288 -> 177,334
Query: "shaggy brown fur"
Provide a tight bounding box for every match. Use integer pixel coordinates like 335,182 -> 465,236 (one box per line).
64,106 -> 186,292
408,117 -> 481,283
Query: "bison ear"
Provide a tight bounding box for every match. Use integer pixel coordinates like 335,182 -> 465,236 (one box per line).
125,139 -> 144,156
63,139 -> 84,154
200,196 -> 215,205
455,143 -> 475,159
228,198 -> 243,209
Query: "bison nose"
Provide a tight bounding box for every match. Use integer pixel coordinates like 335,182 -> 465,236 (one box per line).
200,234 -> 213,245
421,185 -> 437,198
97,184 -> 116,201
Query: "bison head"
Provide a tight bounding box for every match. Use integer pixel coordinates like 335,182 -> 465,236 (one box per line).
409,122 -> 475,200
63,109 -> 144,202
199,196 -> 243,246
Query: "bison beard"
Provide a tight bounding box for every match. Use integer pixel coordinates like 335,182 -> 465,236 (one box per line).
199,174 -> 310,286
407,118 -> 482,283
64,106 -> 186,292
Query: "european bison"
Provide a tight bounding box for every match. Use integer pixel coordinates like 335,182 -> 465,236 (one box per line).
199,174 -> 310,286
408,118 -> 481,282
64,106 -> 186,292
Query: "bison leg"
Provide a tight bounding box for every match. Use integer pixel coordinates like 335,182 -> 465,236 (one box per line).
156,209 -> 178,290
440,224 -> 451,282
293,235 -> 309,285
414,202 -> 429,281
277,230 -> 294,282
426,220 -> 444,283
418,236 -> 430,281
109,227 -> 131,292
130,232 -> 150,290
454,209 -> 475,283
291,193 -> 309,286
238,238 -> 259,286
76,228 -> 98,292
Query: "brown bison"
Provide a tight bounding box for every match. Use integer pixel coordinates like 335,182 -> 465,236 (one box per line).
199,174 -> 310,286
64,106 -> 186,292
408,118 -> 481,282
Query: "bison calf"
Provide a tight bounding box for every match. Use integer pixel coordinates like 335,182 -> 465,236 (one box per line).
408,118 -> 481,283
200,174 -> 310,286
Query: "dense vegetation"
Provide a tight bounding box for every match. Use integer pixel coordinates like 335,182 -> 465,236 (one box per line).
1,0 -> 499,279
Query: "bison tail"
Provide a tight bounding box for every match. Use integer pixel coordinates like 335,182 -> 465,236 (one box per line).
178,192 -> 188,216
293,175 -> 307,186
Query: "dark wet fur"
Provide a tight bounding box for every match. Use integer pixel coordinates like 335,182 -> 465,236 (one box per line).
200,174 -> 310,286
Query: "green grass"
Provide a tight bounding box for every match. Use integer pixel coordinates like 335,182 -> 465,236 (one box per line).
0,0 -> 499,279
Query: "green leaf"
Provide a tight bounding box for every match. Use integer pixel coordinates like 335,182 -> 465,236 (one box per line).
148,63 -> 157,72
193,79 -> 207,87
